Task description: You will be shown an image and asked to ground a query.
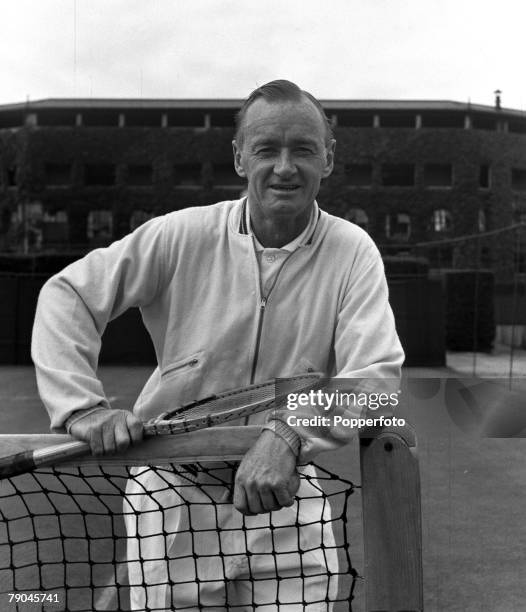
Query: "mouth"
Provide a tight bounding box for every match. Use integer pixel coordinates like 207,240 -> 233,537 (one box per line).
269,184 -> 301,192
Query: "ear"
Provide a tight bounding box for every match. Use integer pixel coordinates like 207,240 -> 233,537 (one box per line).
321,139 -> 336,178
232,140 -> 247,178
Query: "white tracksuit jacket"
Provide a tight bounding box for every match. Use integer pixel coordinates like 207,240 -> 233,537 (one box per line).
31,198 -> 404,461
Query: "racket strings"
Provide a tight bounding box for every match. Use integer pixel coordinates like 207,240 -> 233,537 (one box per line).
169,386 -> 277,419
147,373 -> 321,435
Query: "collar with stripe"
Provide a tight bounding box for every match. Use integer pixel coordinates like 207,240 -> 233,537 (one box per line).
238,198 -> 320,247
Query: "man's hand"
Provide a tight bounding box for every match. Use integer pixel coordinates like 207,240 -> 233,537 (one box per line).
68,409 -> 143,456
233,429 -> 300,515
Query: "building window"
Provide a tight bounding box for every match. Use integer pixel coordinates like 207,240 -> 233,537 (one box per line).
130,210 -> 154,231
423,164 -> 452,188
11,201 -> 42,224
42,210 -> 69,243
431,209 -> 453,232
381,164 -> 415,187
379,113 -> 415,128
344,208 -> 369,231
38,111 -> 77,127
168,110 -> 206,127
45,163 -> 71,186
385,213 -> 411,241
421,113 -> 464,128
10,202 -> 43,250
87,210 -> 113,240
128,165 -> 152,186
210,110 -> 236,127
511,168 -> 526,191
479,165 -> 490,189
213,163 -> 245,186
336,112 -> 374,127
43,210 -> 67,223
85,164 -> 115,186
0,111 -> 24,128
82,110 -> 120,127
345,164 -> 372,187
125,111 -> 162,127
471,114 -> 496,131
174,163 -> 202,186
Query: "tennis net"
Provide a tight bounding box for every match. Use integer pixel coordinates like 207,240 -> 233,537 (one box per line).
0,433 -> 357,612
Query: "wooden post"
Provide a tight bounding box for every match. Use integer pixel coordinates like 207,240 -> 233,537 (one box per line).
359,424 -> 423,612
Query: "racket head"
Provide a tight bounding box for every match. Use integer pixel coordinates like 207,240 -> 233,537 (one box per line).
144,372 -> 324,436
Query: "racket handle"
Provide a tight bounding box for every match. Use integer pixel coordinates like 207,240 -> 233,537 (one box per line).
0,440 -> 91,479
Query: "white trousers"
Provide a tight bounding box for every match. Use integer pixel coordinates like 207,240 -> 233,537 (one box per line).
124,463 -> 339,611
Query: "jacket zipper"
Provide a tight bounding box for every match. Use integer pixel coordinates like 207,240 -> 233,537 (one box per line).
250,296 -> 267,383
249,250 -> 300,384
162,358 -> 199,377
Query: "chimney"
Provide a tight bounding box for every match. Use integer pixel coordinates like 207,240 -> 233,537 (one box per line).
494,89 -> 502,110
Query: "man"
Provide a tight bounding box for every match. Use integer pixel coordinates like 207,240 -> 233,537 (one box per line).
32,80 -> 404,610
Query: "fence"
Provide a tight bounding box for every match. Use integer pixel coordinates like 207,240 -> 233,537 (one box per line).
0,273 -> 443,367
0,274 -> 155,365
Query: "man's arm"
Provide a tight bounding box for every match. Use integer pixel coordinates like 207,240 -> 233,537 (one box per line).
233,429 -> 300,514
31,216 -> 167,453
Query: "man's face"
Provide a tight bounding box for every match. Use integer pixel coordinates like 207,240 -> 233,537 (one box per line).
232,97 -> 335,222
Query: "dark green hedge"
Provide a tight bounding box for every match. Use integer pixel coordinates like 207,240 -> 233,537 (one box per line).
445,270 -> 495,351
383,256 -> 429,279
0,253 -> 81,274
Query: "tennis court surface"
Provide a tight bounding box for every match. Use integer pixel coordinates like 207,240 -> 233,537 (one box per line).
1,362 -> 526,611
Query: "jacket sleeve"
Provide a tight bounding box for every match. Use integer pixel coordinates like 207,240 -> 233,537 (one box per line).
31,216 -> 168,431
265,238 -> 404,462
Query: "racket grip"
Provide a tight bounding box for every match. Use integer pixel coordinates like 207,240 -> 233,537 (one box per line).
0,450 -> 38,479
0,440 -> 91,479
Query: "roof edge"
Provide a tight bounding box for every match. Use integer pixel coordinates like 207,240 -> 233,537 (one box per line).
0,97 -> 524,117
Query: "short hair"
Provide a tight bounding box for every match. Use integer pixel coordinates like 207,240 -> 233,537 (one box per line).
234,79 -> 333,145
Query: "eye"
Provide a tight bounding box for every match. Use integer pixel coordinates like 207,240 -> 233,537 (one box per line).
255,147 -> 275,156
295,146 -> 315,155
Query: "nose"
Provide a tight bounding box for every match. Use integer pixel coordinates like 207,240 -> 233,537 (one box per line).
273,150 -> 296,177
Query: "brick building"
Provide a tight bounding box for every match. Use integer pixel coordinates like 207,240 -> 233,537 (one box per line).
0,97 -> 525,272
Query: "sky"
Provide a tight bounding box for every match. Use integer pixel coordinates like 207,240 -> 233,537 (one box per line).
1,0 -> 525,110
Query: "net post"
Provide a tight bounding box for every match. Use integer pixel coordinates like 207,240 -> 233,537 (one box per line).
359,423 -> 423,612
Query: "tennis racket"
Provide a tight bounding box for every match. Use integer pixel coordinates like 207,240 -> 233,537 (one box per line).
0,372 -> 322,479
